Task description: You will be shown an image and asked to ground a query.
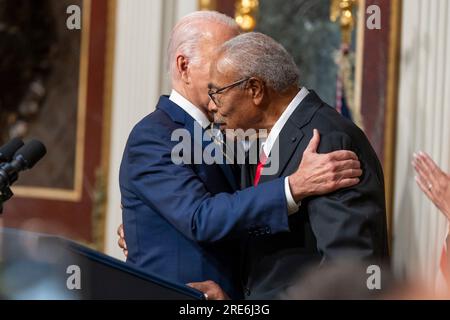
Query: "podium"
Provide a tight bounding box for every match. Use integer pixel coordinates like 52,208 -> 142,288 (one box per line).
0,228 -> 204,300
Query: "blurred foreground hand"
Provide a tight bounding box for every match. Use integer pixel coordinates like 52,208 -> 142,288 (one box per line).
187,280 -> 229,300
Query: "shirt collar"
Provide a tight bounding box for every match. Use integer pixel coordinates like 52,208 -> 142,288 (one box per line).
262,87 -> 309,156
169,89 -> 211,129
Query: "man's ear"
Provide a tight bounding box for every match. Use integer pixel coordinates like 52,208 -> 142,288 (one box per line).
176,55 -> 190,84
248,78 -> 264,105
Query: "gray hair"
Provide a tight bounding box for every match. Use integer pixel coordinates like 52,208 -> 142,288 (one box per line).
217,32 -> 300,92
168,11 -> 240,80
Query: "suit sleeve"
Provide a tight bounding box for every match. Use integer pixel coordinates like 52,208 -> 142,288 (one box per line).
307,131 -> 388,262
123,123 -> 290,243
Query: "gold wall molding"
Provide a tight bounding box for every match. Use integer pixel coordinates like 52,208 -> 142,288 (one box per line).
94,0 -> 117,252
12,0 -> 91,202
198,0 -> 217,10
384,0 -> 402,242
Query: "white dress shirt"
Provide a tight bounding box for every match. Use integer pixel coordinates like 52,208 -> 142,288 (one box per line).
261,87 -> 310,215
169,88 -> 305,215
169,89 -> 210,129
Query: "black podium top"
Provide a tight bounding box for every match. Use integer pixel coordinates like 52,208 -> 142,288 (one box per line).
0,228 -> 204,300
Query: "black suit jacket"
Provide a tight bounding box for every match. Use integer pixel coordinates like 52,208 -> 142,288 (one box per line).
242,91 -> 389,299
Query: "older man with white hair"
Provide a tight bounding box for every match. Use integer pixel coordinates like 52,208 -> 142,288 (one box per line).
204,32 -> 389,299
119,12 -> 362,300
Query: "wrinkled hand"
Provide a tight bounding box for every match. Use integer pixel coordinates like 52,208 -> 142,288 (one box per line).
289,129 -> 362,202
413,152 -> 450,220
117,223 -> 128,257
187,281 -> 230,300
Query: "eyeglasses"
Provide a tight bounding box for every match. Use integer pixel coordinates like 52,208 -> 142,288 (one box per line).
208,78 -> 250,106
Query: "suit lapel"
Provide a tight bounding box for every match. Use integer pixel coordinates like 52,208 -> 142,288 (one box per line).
157,95 -> 188,126
258,122 -> 304,184
203,125 -> 239,190
213,131 -> 239,190
157,96 -> 238,190
258,91 -> 324,183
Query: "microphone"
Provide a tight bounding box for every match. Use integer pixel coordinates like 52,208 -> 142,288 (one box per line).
0,138 -> 24,163
0,140 -> 47,190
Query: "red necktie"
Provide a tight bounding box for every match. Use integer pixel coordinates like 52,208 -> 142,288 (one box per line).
253,151 -> 267,186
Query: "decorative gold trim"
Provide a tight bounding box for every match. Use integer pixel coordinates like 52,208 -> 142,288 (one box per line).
95,0 -> 117,252
198,0 -> 217,10
73,0 -> 90,202
384,0 -> 402,245
330,0 -> 358,45
235,0 -> 259,32
12,0 -> 91,202
331,0 -> 364,129
353,0 -> 365,129
9,187 -> 81,201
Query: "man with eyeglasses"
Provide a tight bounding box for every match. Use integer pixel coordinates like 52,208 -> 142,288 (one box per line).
193,32 -> 389,300
118,12 -> 363,300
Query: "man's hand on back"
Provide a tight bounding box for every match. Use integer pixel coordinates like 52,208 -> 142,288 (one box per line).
289,129 -> 362,202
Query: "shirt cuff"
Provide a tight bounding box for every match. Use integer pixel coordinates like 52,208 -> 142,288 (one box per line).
284,177 -> 300,215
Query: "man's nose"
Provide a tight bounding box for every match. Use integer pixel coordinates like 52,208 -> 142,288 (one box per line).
208,99 -> 218,113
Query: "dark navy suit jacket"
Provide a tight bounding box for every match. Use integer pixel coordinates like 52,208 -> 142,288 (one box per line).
120,96 -> 290,299
241,91 -> 389,299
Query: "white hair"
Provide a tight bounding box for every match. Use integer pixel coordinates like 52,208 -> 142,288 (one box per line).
217,32 -> 300,92
167,11 -> 240,81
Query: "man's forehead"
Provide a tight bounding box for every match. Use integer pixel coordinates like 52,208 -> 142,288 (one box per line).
207,61 -> 221,87
215,54 -> 236,75
200,27 -> 235,50
207,65 -> 229,89
207,73 -> 222,89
